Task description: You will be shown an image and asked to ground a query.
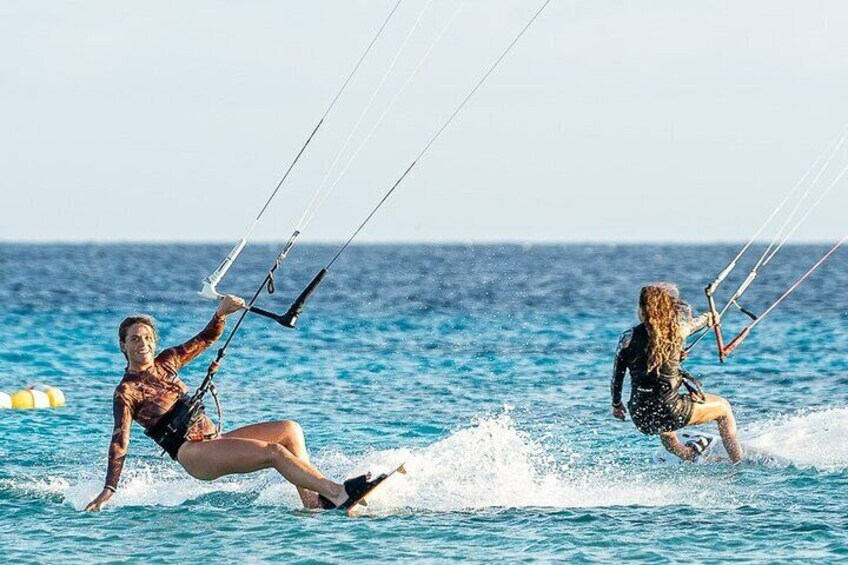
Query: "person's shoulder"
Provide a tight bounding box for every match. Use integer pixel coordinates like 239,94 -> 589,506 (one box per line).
616,327 -> 635,349
630,322 -> 648,336
113,380 -> 134,401
154,347 -> 179,371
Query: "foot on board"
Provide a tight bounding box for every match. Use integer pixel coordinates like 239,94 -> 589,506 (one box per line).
318,464 -> 407,515
685,435 -> 714,460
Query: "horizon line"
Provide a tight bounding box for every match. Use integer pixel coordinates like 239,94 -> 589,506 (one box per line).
0,238 -> 843,246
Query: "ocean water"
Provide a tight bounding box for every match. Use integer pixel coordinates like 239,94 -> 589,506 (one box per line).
0,243 -> 846,564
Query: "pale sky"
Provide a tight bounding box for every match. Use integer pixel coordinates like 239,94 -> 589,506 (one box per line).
1,1 -> 846,243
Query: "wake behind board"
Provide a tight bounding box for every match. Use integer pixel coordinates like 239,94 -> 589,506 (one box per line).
345,462 -> 407,517
653,431 -> 785,466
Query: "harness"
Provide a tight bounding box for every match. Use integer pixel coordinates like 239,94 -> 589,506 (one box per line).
143,384 -> 223,460
632,369 -> 704,402
679,369 -> 706,403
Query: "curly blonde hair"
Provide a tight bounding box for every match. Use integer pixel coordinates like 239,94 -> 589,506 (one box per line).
639,283 -> 692,373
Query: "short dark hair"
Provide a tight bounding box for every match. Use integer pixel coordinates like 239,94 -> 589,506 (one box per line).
118,315 -> 158,343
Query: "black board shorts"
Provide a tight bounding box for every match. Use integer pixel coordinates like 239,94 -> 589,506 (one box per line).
627,389 -> 695,435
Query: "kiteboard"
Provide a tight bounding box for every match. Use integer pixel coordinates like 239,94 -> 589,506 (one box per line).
345,462 -> 407,517
653,431 -> 785,466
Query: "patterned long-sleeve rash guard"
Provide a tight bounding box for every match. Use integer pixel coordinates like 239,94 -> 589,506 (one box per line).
104,314 -> 225,490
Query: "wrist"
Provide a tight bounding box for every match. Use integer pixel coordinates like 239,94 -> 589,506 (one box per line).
103,485 -> 116,494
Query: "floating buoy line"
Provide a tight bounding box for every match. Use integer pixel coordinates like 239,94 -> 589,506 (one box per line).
688,125 -> 847,361
1,385 -> 65,410
185,1 -> 553,416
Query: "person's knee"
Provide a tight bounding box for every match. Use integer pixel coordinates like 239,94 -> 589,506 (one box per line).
278,420 -> 306,450
282,420 -> 304,439
266,442 -> 296,465
718,397 -> 733,417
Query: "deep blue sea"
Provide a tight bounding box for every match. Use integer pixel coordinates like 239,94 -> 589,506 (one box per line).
1,243 -> 846,564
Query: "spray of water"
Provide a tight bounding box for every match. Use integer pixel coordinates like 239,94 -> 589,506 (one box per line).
655,406 -> 848,471
44,407 -> 846,513
743,406 -> 848,471
256,412 -> 732,514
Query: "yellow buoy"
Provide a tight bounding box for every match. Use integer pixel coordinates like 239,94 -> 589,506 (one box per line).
0,392 -> 11,409
11,390 -> 33,409
46,387 -> 65,408
32,384 -> 66,408
11,389 -> 50,409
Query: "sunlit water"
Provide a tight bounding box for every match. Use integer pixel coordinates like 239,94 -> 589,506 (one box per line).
1,243 -> 846,563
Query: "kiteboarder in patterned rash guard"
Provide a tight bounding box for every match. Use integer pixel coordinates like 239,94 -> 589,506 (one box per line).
85,295 -> 383,512
610,284 -> 743,462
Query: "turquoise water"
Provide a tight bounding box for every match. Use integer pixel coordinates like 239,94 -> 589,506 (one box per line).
1,243 -> 846,563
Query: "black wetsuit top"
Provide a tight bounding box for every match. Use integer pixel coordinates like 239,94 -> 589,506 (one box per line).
611,316 -> 707,435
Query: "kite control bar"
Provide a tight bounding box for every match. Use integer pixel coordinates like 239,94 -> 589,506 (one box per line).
199,239 -> 247,300
198,231 -> 304,327
200,267 -> 328,330
706,236 -> 845,361
201,290 -> 292,327
720,326 -> 751,359
704,281 -> 760,362
278,268 -> 328,328
704,281 -> 726,362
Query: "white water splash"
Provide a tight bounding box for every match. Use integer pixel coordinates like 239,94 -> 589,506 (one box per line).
62,461 -> 259,510
54,413 -> 748,513
1,475 -> 70,498
258,412 -> 735,514
743,406 -> 848,471
654,406 -> 848,471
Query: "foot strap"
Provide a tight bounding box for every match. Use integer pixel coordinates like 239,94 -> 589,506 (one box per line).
686,436 -> 712,457
318,472 -> 387,510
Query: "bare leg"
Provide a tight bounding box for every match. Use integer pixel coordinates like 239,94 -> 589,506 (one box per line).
660,431 -> 697,461
177,437 -> 349,508
223,420 -> 318,508
687,393 -> 743,463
